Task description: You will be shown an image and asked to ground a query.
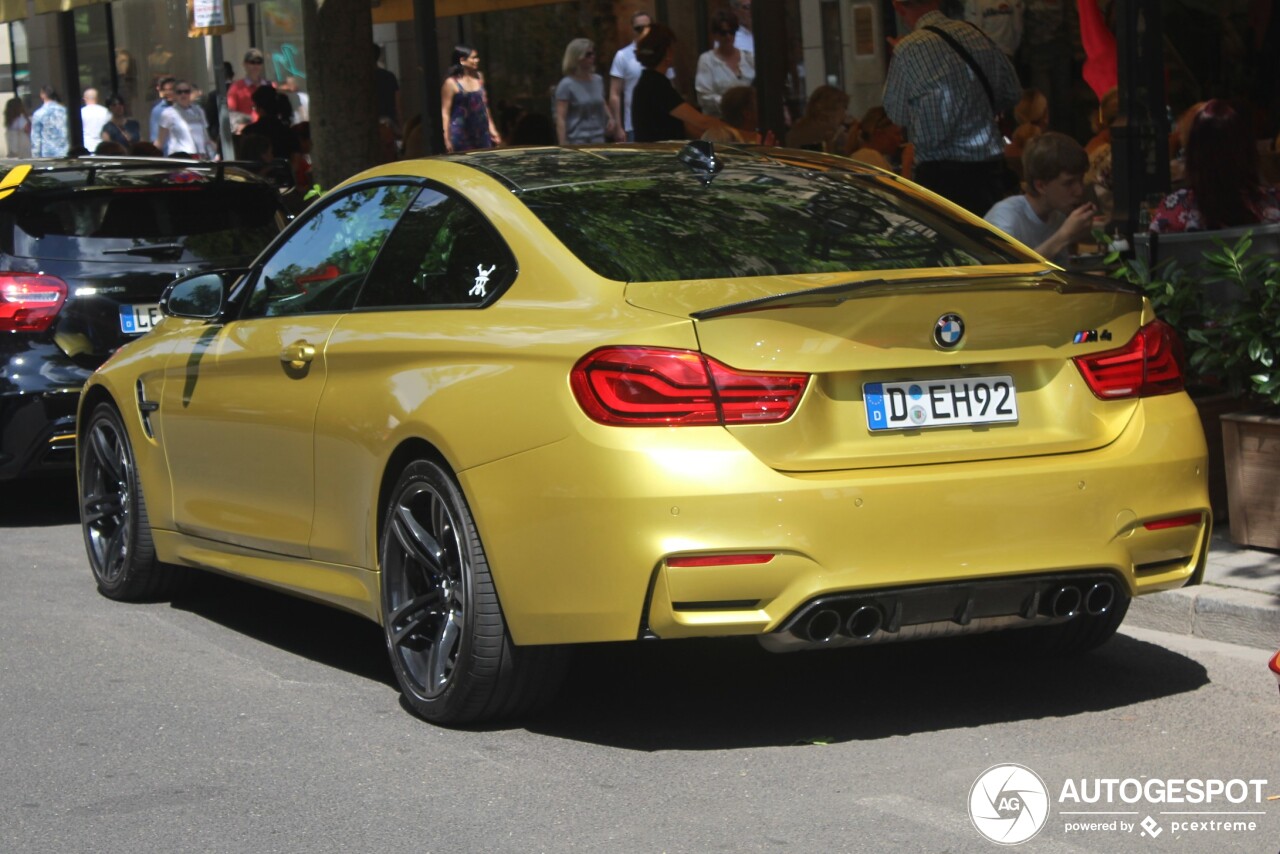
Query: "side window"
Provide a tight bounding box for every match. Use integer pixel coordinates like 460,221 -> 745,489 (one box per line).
356,186 -> 516,310
242,183 -> 416,318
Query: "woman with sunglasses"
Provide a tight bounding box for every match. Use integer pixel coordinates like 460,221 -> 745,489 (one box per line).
695,9 -> 754,118
555,39 -> 614,145
442,45 -> 502,153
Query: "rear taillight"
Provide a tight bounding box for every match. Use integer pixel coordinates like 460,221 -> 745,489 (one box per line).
1073,320 -> 1185,399
570,346 -> 809,426
0,274 -> 68,333
1270,649 -> 1280,691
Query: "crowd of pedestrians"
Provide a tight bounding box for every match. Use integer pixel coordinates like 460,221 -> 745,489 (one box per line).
5,1 -> 1276,252
5,44 -> 320,198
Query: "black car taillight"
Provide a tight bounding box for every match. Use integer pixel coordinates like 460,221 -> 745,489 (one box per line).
0,274 -> 69,333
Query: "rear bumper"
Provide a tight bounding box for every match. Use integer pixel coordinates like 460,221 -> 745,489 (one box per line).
0,338 -> 92,480
460,393 -> 1209,646
0,389 -> 81,479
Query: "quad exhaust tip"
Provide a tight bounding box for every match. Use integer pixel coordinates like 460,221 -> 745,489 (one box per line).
800,605 -> 886,642
1045,585 -> 1083,618
845,605 -> 883,639
802,608 -> 844,643
1085,582 -> 1115,616
783,578 -> 1116,645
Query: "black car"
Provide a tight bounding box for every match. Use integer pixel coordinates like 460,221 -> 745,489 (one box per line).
0,158 -> 288,480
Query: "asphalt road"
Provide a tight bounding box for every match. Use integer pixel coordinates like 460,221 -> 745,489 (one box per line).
2,478 -> 1278,854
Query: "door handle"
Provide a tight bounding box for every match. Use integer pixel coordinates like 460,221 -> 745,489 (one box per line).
281,340 -> 316,370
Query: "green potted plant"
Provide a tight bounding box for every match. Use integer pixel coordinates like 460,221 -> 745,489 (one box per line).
1185,235 -> 1280,548
1104,241 -> 1242,520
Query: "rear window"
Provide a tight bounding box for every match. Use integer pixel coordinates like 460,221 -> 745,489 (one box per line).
518,163 -> 1034,282
7,182 -> 283,264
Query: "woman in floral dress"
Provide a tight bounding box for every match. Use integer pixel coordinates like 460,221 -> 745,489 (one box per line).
441,46 -> 501,153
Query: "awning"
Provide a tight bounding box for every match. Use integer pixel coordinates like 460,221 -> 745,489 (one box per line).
0,0 -> 26,23
0,0 -> 108,24
374,0 -> 559,25
0,0 -> 558,29
33,0 -> 103,14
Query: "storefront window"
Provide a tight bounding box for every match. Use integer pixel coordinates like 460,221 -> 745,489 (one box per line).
111,0 -> 213,138
449,1 -> 810,142
8,21 -> 29,106
74,6 -> 113,96
256,0 -> 308,123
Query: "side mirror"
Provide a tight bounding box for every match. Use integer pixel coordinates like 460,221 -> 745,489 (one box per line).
160,269 -> 245,320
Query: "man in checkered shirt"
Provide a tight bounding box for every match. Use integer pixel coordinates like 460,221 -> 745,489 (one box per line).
883,0 -> 1021,216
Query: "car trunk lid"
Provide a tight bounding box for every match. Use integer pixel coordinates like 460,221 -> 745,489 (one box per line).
625,267 -> 1150,471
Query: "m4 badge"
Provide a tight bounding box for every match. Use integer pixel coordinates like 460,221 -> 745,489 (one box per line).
1072,329 -> 1113,344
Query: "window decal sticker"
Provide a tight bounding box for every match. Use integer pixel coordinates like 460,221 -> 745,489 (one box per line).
470,263 -> 497,298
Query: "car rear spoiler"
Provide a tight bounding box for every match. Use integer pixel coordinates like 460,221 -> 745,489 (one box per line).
690,269 -> 1141,320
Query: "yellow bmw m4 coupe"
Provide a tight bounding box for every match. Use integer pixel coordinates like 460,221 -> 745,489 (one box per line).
77,143 -> 1210,724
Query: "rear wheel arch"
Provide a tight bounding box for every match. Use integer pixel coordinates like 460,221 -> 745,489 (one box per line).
376,439 -> 453,582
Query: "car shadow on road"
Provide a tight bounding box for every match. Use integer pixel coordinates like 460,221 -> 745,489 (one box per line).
529,633 -> 1210,750
0,475 -> 79,527
159,570 -> 1210,747
169,570 -> 396,688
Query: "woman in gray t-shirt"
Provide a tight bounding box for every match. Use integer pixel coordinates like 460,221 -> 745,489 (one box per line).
555,39 -> 614,145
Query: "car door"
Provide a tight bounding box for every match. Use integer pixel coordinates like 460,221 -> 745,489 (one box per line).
161,182 -> 418,556
307,183 -> 520,565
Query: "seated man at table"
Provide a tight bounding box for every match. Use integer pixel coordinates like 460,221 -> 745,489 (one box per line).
984,131 -> 1096,264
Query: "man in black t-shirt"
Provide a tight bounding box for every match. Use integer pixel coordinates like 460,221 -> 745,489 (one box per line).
632,24 -> 724,142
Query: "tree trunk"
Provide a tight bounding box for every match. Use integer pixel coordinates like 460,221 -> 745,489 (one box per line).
303,0 -> 381,191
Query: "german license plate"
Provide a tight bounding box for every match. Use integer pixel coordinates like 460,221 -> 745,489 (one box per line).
864,376 -> 1018,431
119,303 -> 162,334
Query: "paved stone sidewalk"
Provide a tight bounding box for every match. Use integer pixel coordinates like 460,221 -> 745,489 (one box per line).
1127,529 -> 1280,650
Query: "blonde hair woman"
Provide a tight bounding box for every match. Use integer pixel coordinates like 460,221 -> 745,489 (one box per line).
555,38 -> 613,145
785,85 -> 851,153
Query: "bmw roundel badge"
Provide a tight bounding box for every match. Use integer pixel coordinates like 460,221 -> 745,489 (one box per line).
934,313 -> 965,349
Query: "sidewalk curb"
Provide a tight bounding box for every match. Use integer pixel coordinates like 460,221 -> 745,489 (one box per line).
1127,584 -> 1280,650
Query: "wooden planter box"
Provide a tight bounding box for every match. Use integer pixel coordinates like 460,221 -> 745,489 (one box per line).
1222,412 -> 1280,550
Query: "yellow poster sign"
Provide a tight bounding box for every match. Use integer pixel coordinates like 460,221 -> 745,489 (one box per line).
188,0 -> 234,37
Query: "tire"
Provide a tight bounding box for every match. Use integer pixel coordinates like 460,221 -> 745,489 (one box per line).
79,402 -> 185,600
380,459 -> 568,725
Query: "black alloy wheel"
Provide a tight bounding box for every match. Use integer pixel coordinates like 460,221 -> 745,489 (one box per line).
380,459 -> 567,724
79,402 -> 182,600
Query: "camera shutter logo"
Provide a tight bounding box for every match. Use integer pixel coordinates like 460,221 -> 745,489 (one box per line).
968,764 -> 1051,845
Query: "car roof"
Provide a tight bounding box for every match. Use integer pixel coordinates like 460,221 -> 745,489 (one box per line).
0,157 -> 274,193
440,143 -> 883,194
